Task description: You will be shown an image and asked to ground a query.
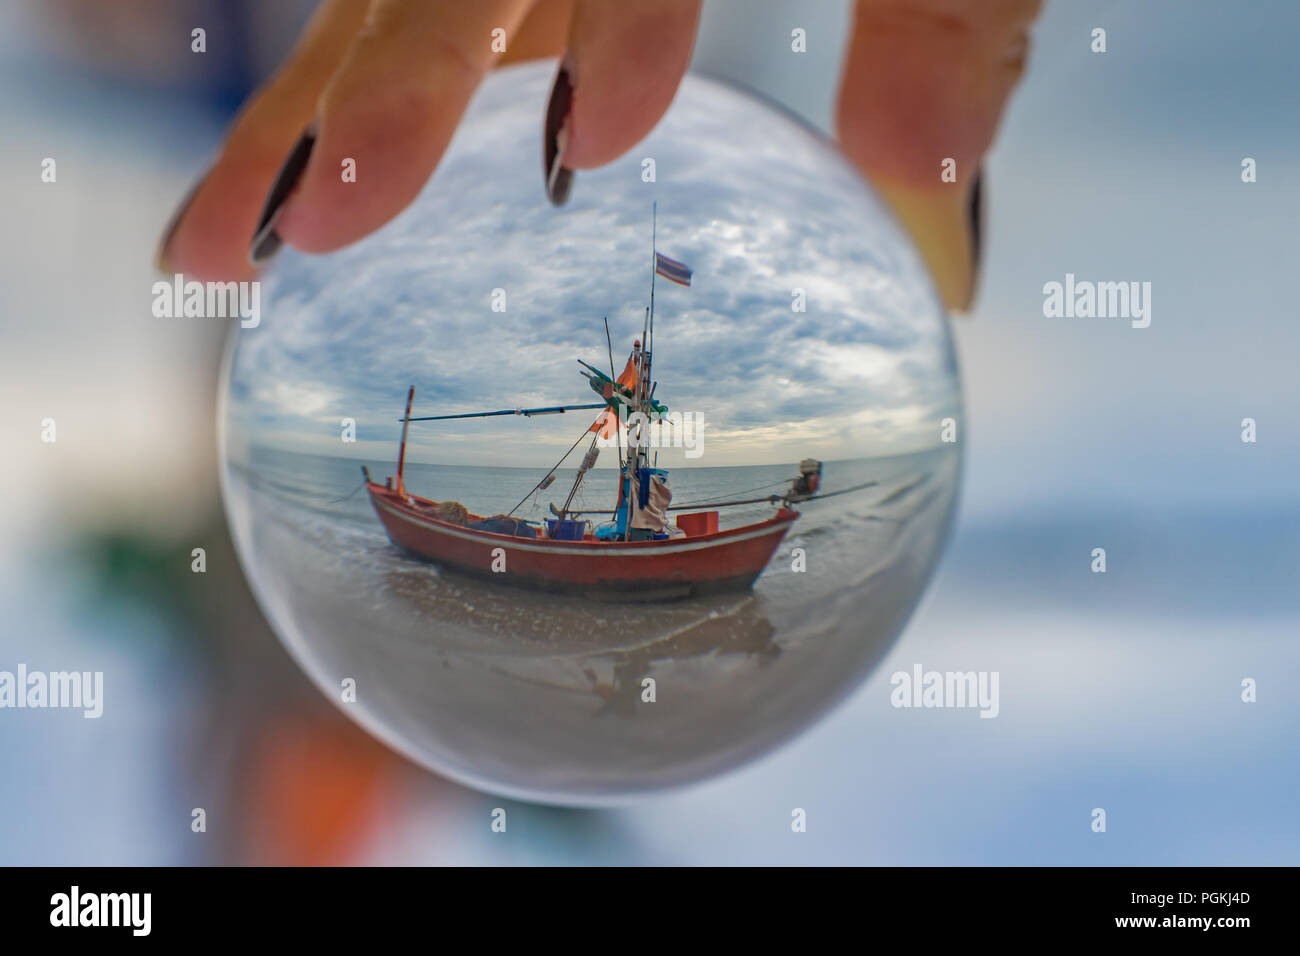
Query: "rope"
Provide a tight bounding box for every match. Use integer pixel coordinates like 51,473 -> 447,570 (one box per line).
325,477 -> 368,505
506,424 -> 595,516
685,479 -> 788,504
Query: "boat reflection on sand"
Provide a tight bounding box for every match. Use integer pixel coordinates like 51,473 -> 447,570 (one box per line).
380,562 -> 781,712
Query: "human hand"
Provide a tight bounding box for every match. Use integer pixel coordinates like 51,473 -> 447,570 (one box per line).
155,0 -> 1040,311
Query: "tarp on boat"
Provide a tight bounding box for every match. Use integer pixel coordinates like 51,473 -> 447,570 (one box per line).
466,514 -> 538,538
595,466 -> 671,541
630,469 -> 671,533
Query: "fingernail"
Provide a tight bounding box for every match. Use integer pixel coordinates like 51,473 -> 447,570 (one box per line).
544,61 -> 574,205
154,172 -> 208,275
249,123 -> 317,266
967,168 -> 984,291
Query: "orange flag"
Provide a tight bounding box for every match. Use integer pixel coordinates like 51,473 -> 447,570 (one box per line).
589,349 -> 640,438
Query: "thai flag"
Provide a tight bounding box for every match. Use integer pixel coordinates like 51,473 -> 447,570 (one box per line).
654,252 -> 692,287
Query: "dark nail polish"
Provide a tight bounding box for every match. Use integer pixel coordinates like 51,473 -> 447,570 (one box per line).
154,172 -> 208,275
967,168 -> 984,279
249,123 -> 317,266
544,63 -> 574,206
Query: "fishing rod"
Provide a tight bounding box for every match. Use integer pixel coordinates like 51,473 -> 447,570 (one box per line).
402,402 -> 605,422
685,479 -> 789,503
668,479 -> 878,510
561,480 -> 879,516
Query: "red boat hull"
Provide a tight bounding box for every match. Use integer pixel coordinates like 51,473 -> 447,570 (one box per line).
366,482 -> 797,600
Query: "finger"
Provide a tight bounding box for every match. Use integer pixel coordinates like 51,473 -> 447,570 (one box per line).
257,0 -> 535,261
836,0 -> 1041,310
543,0 -> 702,204
156,0 -> 371,281
499,0 -> 572,64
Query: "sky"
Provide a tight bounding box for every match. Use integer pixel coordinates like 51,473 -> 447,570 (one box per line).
225,63 -> 959,470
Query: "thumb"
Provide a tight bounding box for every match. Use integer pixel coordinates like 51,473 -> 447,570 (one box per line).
836,0 -> 1042,311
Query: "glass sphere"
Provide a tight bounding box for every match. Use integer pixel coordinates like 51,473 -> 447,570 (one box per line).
220,62 -> 961,804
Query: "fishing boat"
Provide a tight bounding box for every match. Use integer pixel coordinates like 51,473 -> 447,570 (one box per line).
365,478 -> 800,600
363,206 -> 854,601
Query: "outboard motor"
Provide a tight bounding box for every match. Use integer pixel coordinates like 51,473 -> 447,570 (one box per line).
789,459 -> 822,500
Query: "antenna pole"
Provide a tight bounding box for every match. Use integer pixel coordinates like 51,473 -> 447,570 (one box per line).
648,200 -> 657,339
603,315 -> 616,381
642,203 -> 655,410
646,203 -> 656,400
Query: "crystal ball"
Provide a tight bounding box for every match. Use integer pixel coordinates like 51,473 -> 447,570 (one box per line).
220,61 -> 961,804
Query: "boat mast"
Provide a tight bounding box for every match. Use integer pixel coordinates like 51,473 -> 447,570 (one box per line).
396,384 -> 415,495
625,204 -> 658,539
604,315 -> 624,477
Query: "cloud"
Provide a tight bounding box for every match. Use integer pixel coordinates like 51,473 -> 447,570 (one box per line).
228,63 -> 958,468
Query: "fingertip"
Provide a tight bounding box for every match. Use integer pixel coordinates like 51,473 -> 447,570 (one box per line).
544,58 -> 575,204
552,1 -> 701,172
872,174 -> 981,312
154,173 -> 208,276
161,163 -> 265,282
838,0 -> 1040,312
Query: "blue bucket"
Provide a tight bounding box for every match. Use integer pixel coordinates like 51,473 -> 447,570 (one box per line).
545,518 -> 586,541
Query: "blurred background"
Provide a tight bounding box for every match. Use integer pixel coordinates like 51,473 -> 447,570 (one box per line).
1,0 -> 1296,864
